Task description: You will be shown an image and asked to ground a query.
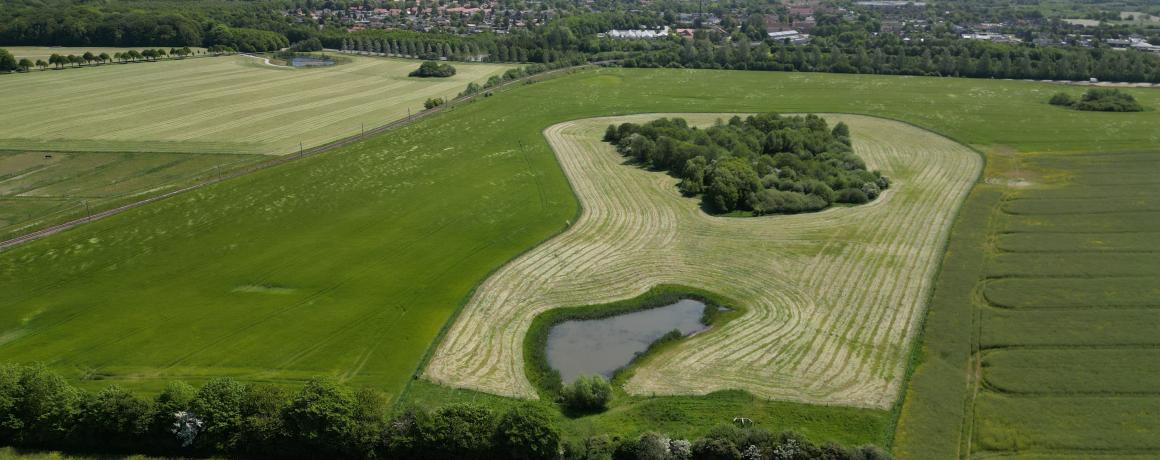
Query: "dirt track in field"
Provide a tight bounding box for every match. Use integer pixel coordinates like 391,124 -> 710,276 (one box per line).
424,114 -> 981,409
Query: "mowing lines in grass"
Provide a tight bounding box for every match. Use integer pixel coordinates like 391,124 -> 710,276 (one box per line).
0,54 -> 509,155
425,114 -> 981,408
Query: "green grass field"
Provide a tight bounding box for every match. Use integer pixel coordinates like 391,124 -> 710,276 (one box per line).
1,67 -> 1159,449
0,53 -> 509,237
0,150 -> 261,237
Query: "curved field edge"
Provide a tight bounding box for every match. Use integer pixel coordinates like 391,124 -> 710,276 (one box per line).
424,112 -> 982,409
889,185 -> 1003,459
522,285 -> 744,399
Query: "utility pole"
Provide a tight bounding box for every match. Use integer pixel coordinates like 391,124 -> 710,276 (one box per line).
299,141 -> 304,157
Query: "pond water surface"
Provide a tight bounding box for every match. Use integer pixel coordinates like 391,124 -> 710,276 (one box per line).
291,57 -> 335,67
546,299 -> 707,383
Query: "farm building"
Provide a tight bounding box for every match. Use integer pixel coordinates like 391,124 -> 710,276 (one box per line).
767,30 -> 811,45
602,26 -> 671,39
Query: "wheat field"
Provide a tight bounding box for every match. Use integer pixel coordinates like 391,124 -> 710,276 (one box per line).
425,114 -> 981,409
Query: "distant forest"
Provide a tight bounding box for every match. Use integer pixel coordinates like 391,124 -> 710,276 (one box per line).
615,36 -> 1160,84
0,0 -> 296,51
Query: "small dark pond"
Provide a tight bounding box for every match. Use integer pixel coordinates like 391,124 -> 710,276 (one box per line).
291,57 -> 335,67
546,299 -> 707,384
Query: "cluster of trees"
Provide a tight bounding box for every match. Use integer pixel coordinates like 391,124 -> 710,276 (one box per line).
204,24 -> 289,53
0,363 -> 889,459
1050,88 -> 1145,112
0,363 -> 384,457
410,60 -> 457,78
288,37 -> 323,53
603,114 -> 889,215
0,363 -> 560,459
386,404 -> 561,460
423,97 -> 447,110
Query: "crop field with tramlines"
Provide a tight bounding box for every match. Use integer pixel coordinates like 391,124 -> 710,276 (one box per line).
971,151 -> 1160,456
894,148 -> 1160,458
425,113 -> 981,408
2,67 -> 1159,447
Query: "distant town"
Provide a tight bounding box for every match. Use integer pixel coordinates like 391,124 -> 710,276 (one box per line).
283,0 -> 1159,53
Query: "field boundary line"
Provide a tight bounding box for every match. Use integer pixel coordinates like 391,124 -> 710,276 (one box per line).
396,111 -> 589,410
0,63 -> 595,251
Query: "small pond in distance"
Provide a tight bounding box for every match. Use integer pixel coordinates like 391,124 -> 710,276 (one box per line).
291,57 -> 335,67
546,299 -> 707,384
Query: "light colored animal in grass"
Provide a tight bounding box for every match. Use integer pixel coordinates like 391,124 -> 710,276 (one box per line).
425,114 -> 981,409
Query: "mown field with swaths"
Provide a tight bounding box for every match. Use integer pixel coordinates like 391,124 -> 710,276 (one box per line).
0,54 -> 509,155
2,67 -> 1159,448
425,114 -> 981,408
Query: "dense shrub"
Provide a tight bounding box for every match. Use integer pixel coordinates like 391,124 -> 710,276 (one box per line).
559,375 -> 612,413
424,97 -> 446,110
1051,88 -> 1144,112
409,60 -> 457,77
1049,92 -> 1075,106
1073,88 -> 1145,112
603,114 -> 888,215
